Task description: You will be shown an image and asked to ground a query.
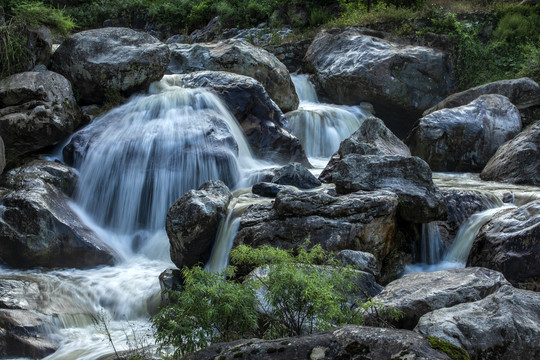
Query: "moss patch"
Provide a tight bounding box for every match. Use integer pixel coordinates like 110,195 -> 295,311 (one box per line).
427,336 -> 470,360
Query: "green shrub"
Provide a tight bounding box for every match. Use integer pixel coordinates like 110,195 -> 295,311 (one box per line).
152,244 -> 401,357
0,19 -> 30,79
13,0 -> 76,35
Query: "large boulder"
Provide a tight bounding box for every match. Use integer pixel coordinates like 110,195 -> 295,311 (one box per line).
467,200 -> 540,291
51,27 -> 169,105
321,155 -> 446,223
0,161 -> 118,269
0,71 -> 82,163
160,72 -> 308,165
167,180 -> 233,269
373,267 -> 509,329
406,94 -> 522,172
183,325 -> 452,360
335,250 -> 379,277
320,117 -> 411,181
423,77 -> 540,115
480,121 -> 540,185
304,28 -> 452,137
167,39 -> 298,112
235,188 -> 400,279
0,136 -> 4,175
415,285 -> 540,359
264,39 -> 313,73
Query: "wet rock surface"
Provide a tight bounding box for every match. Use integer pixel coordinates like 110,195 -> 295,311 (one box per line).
167,39 -> 298,112
0,71 -> 82,163
373,267 -> 509,329
51,27 -> 169,104
167,180 -> 233,269
183,325 -> 452,360
406,94 -> 522,172
0,161 -> 118,269
467,200 -> 540,291
481,120 -> 540,185
415,285 -> 540,359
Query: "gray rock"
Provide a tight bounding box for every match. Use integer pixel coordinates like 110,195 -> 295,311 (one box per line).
183,325 -> 452,360
321,155 -> 446,223
415,285 -> 540,359
373,267 -> 509,329
320,117 -> 410,181
252,182 -> 287,198
304,28 -> 452,137
0,279 -> 42,311
264,39 -> 313,73
335,250 -> 379,277
0,309 -> 57,359
406,94 -> 522,172
0,161 -> 118,269
189,16 -> 220,43
481,121 -> 540,185
167,180 -> 233,269
467,200 -> 540,291
235,188 -> 401,279
167,39 -> 298,112
0,71 -> 82,163
0,136 -> 4,175
161,72 -> 308,165
271,163 -> 321,189
423,77 -> 540,115
51,27 -> 169,104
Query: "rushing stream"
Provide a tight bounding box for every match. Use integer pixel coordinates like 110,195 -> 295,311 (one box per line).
2,73 -> 540,359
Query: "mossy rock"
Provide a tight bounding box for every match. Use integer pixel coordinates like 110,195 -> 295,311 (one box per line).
427,336 -> 470,360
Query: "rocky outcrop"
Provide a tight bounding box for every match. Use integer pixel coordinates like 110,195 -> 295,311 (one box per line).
415,285 -> 540,359
265,39 -> 313,73
0,161 -> 118,269
406,94 -> 521,172
167,39 -> 298,112
161,72 -> 308,165
252,162 -> 321,198
423,77 -> 540,115
51,27 -> 169,105
304,28 -> 452,137
480,121 -> 540,185
467,201 -> 540,291
183,325 -> 452,360
335,250 -> 379,278
0,136 -> 4,175
321,155 -> 446,223
0,71 -> 82,163
167,180 -> 233,269
0,309 -> 57,359
235,188 -> 400,278
320,117 -> 410,181
373,267 -> 509,329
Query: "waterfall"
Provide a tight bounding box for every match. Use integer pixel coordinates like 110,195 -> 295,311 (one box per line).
420,222 -> 443,264
288,74 -> 372,162
445,205 -> 514,263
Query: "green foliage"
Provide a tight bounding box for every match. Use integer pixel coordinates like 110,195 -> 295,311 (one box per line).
152,244 -> 400,357
12,1 -> 76,35
0,19 -> 29,79
427,336 -> 470,360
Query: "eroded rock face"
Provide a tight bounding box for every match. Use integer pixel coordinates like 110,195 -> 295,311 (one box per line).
373,267 -> 509,329
51,27 -> 169,104
183,325 -> 452,360
320,117 -> 411,181
167,180 -> 233,269
423,77 -> 540,115
335,250 -> 379,278
415,285 -> 540,359
467,200 -> 540,291
161,72 -> 308,165
0,161 -> 118,269
0,71 -> 82,163
321,155 -> 446,223
0,136 -> 4,175
168,39 -> 298,112
304,28 -> 452,137
235,188 -> 400,278
481,121 -> 540,185
406,94 -> 522,172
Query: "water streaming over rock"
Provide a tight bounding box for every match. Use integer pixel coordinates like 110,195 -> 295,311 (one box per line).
287,74 -> 372,162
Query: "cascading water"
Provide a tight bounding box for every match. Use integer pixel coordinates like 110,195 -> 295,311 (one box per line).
420,222 -> 443,265
287,74 -> 372,165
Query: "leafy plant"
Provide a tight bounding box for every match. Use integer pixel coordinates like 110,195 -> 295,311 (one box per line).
13,0 -> 76,35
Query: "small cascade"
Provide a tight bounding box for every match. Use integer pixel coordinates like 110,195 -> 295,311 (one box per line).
288,74 -> 372,161
445,205 -> 514,263
420,222 -> 443,265
205,195 -> 272,273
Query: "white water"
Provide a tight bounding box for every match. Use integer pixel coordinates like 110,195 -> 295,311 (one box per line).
420,222 -> 443,265
288,74 -> 372,162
